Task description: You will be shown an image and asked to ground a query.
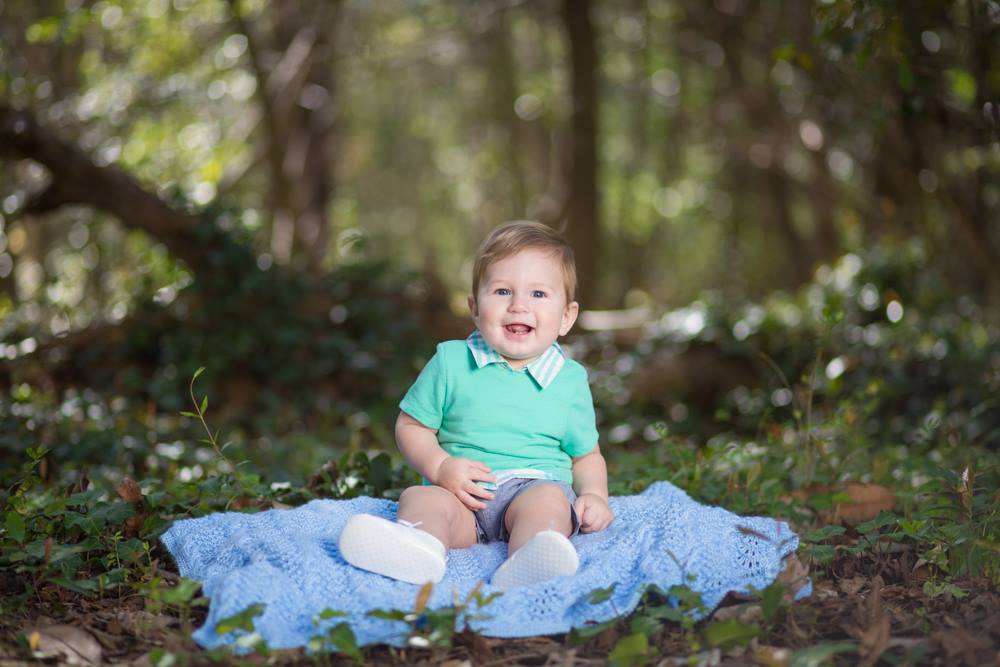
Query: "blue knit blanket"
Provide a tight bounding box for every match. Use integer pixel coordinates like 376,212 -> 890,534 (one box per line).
161,481 -> 810,649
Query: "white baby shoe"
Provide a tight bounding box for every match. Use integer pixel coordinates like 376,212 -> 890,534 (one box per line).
491,530 -> 579,590
339,514 -> 446,585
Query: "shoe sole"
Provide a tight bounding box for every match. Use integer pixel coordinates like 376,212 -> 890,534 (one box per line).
339,515 -> 445,585
492,530 -> 579,590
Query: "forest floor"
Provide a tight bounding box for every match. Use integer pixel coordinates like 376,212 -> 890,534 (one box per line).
1,537 -> 997,666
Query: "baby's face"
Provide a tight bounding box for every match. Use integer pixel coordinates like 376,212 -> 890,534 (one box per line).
469,247 -> 579,369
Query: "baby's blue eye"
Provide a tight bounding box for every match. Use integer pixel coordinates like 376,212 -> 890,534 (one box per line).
531,290 -> 546,298
495,288 -> 511,296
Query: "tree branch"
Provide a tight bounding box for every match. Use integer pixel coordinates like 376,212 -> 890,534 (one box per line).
0,103 -> 220,274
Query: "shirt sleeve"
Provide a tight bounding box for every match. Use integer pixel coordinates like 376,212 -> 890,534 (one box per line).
561,363 -> 599,457
399,344 -> 448,430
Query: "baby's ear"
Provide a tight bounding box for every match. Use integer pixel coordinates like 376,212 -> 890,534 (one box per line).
467,294 -> 478,316
559,301 -> 580,336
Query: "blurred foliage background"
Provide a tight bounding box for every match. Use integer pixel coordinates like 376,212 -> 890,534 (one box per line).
0,0 -> 998,492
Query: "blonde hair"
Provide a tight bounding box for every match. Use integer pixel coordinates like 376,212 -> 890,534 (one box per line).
471,221 -> 577,303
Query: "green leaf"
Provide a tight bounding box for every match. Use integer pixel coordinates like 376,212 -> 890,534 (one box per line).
5,511 -> 25,543
25,16 -> 61,43
804,543 -> 836,564
48,575 -> 103,595
180,411 -> 198,418
856,511 -> 898,534
63,511 -> 101,535
802,524 -> 846,542
703,619 -> 759,648
568,618 -> 617,643
147,648 -> 177,667
367,609 -> 408,622
609,632 -> 650,667
760,581 -> 785,621
790,642 -> 857,667
922,580 -> 968,600
321,623 -> 362,660
193,367 -> 205,381
89,501 -> 136,526
200,396 -> 208,414
946,69 -> 977,107
215,603 -> 266,635
316,608 -> 348,621
897,61 -> 914,92
773,44 -> 796,61
159,578 -> 202,605
629,613 -> 661,637
586,583 -> 618,604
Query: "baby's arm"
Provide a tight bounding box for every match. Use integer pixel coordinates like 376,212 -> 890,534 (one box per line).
395,411 -> 496,510
571,445 -> 614,533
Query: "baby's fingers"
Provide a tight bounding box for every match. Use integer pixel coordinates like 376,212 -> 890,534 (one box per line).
574,498 -> 590,530
457,489 -> 488,511
464,480 -> 494,501
469,460 -> 494,475
469,467 -> 497,484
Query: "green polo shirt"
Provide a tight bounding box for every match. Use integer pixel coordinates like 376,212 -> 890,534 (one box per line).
399,338 -> 599,484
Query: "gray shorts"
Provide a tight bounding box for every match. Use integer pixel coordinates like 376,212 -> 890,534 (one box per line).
473,478 -> 580,544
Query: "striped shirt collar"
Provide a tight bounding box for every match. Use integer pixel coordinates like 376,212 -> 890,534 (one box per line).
466,329 -> 566,389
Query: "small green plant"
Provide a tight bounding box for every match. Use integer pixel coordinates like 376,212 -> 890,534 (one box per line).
309,609 -> 363,665
214,602 -> 268,654
1,448 -> 140,604
369,581 -> 500,649
143,576 -> 206,635
570,580 -> 708,666
179,367 -> 278,510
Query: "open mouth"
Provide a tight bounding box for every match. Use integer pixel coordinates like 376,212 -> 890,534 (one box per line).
504,323 -> 534,336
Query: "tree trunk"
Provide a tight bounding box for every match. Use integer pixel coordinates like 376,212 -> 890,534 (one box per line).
231,0 -> 341,273
561,0 -> 601,308
482,4 -> 528,218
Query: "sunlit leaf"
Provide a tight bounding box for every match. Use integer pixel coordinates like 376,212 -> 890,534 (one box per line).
609,632 -> 650,667
5,512 -> 26,543
790,641 -> 857,667
704,619 -> 759,648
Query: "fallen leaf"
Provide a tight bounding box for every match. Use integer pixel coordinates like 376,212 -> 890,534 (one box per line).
414,581 -> 433,614
838,575 -> 866,597
753,644 -> 791,667
932,628 -> 990,664
777,554 -> 810,599
859,575 -> 884,627
812,581 -> 839,601
711,602 -> 761,623
116,477 -> 143,504
789,482 -> 895,526
115,609 -> 173,634
125,513 -> 148,538
26,625 -> 102,665
307,460 -> 340,491
857,615 -> 890,667
834,483 -> 895,525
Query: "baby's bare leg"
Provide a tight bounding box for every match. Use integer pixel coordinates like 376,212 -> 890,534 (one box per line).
398,485 -> 478,549
503,483 -> 573,554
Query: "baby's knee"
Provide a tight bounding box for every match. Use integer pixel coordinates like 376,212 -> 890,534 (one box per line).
526,483 -> 573,518
400,485 -> 460,516
400,485 -> 440,505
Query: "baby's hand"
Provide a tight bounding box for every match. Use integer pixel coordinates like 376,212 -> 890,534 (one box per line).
574,493 -> 614,533
433,457 -> 496,511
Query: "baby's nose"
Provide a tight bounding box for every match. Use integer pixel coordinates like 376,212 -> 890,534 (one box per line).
508,296 -> 529,311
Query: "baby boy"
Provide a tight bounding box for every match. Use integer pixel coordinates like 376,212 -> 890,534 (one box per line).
339,221 -> 613,590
